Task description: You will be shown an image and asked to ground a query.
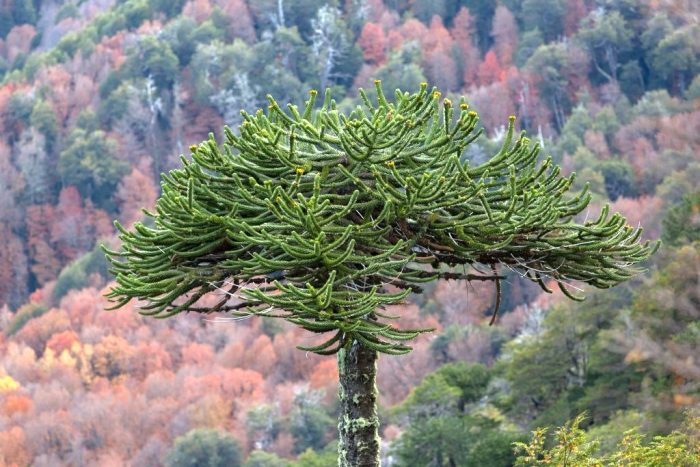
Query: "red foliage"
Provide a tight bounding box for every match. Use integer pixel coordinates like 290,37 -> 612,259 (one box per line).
398,18 -> 429,46
477,50 -> 505,86
213,0 -> 256,43
15,309 -> 71,356
610,196 -> 663,241
469,81 -> 516,133
309,359 -> 338,404
564,0 -> 588,36
273,327 -> 326,381
491,6 -> 518,66
0,223 -> 29,308
451,7 -> 480,87
358,23 -> 386,64
129,341 -> 173,379
3,24 -> 36,63
116,168 -> 158,226
45,330 -> 79,355
433,279 -> 494,325
183,0 -> 213,23
423,17 -> 458,91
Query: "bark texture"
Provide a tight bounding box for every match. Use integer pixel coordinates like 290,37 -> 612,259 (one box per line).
338,340 -> 380,467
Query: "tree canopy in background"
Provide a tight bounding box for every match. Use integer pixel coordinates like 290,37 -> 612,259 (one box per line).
0,0 -> 698,465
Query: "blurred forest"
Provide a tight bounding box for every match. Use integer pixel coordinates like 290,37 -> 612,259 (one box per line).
0,0 -> 699,465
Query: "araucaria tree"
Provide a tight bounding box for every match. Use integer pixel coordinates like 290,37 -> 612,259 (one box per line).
104,83 -> 658,466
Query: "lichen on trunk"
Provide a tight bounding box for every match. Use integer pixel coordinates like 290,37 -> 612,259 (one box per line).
337,340 -> 380,467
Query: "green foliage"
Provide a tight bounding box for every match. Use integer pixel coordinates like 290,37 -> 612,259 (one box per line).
162,17 -> 223,67
166,428 -> 243,467
289,393 -> 335,453
459,0 -> 497,53
5,302 -> 48,336
30,100 -> 58,151
501,284 -> 645,428
649,25 -> 700,89
576,11 -> 633,83
432,362 -> 491,408
244,451 -> 290,467
514,29 -> 544,68
7,92 -> 33,126
598,159 -> 637,201
58,128 -> 128,207
98,82 -> 131,127
53,244 -> 112,301
685,74 -> 700,100
514,414 -> 602,466
371,47 -> 427,100
394,362 -> 519,466
125,35 -> 180,91
10,0 -> 37,28
514,413 -> 700,466
290,443 -> 338,467
55,29 -> 97,59
105,83 -> 657,356
151,0 -> 186,18
393,410 -> 521,466
55,3 -> 80,23
525,42 -> 575,124
520,0 -> 566,41
662,191 -> 700,247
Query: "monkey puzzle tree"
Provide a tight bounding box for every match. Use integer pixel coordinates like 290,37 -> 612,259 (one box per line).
103,82 -> 658,466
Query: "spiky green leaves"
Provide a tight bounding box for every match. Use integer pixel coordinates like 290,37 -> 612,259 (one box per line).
104,82 -> 658,355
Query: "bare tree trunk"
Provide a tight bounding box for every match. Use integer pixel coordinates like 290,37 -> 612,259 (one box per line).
337,340 -> 380,467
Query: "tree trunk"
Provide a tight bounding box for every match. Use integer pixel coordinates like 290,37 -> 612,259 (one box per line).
337,340 -> 380,467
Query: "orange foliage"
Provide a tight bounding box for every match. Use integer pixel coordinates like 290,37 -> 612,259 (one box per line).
609,196 -> 663,241
45,330 -> 79,355
15,309 -> 71,356
399,18 -> 429,45
425,16 -> 453,54
273,327 -> 326,381
4,394 -> 34,416
309,359 -> 338,403
433,279 -> 495,325
26,204 -> 60,285
91,335 -> 135,380
51,186 -> 92,261
181,342 -> 215,366
115,168 -> 158,226
243,335 -> 278,375
61,287 -> 136,330
584,130 -> 611,159
0,426 -> 31,466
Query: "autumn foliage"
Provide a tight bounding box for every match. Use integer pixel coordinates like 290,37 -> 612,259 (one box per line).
0,0 -> 699,464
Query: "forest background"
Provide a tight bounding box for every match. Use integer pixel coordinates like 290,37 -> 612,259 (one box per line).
0,0 -> 698,465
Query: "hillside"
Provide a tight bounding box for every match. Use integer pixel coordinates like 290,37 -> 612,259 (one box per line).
0,0 -> 699,465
